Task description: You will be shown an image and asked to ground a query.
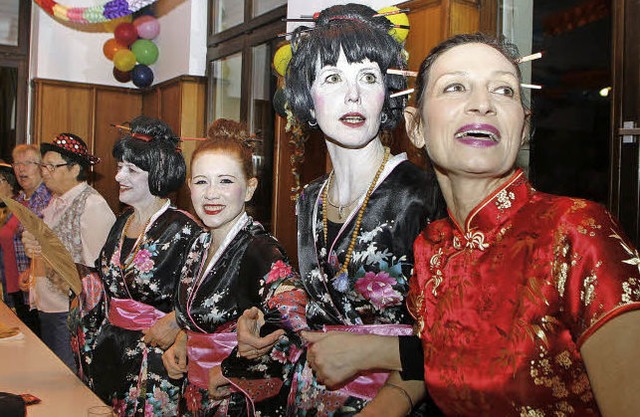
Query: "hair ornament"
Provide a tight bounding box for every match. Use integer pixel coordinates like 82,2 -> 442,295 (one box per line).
389,88 -> 415,99
387,68 -> 418,77
517,51 -> 543,64
110,123 -> 204,153
273,6 -> 410,78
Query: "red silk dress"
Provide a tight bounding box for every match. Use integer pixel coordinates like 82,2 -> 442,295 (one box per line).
408,169 -> 640,417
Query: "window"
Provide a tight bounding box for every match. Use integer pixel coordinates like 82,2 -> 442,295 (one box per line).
207,1 -> 286,230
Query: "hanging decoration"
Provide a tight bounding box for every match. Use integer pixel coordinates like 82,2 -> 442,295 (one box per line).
33,0 -> 160,23
102,6 -> 161,89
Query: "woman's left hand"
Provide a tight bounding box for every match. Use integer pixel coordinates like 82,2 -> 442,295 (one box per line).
208,365 -> 232,399
143,311 -> 180,349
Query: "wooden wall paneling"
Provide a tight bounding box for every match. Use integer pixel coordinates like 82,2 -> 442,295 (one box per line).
93,89 -> 143,213
403,0 -> 444,72
33,81 -> 94,145
450,0 -> 481,35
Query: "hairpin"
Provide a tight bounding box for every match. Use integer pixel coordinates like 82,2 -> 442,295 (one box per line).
387,68 -> 418,77
520,83 -> 542,90
390,88 -> 414,98
517,52 -> 543,64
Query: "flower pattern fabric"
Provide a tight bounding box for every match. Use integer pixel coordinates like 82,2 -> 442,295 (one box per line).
91,206 -> 201,416
175,217 -> 296,417
224,157 -> 444,416
408,169 -> 640,417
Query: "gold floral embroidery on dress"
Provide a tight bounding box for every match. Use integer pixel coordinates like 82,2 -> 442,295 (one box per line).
427,248 -> 445,296
580,265 -> 599,307
518,406 -> 546,417
621,277 -> 640,304
496,189 -> 516,210
552,237 -> 571,297
576,216 -> 601,237
453,229 -> 489,251
610,229 -> 640,274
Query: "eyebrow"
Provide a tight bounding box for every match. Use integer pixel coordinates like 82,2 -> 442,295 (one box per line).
436,70 -> 518,80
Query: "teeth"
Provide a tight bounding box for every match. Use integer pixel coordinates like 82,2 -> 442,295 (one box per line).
342,116 -> 364,122
455,130 -> 498,141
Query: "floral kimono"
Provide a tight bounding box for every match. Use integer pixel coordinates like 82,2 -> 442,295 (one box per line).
92,203 -> 201,416
175,213 -> 296,417
223,155 -> 444,416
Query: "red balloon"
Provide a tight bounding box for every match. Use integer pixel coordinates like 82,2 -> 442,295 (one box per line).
113,67 -> 132,83
103,38 -> 126,61
114,23 -> 138,46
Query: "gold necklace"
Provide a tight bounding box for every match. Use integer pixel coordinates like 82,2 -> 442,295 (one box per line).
322,146 -> 390,278
119,212 -> 153,269
325,176 -> 364,221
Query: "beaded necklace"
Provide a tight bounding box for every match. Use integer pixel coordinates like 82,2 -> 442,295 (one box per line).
118,200 -> 168,271
322,146 -> 390,278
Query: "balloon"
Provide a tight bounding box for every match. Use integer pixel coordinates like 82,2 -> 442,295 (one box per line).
131,64 -> 154,88
103,38 -> 126,61
273,43 -> 292,77
377,6 -> 410,43
114,22 -> 138,46
103,15 -> 132,33
113,49 -> 137,72
131,39 -> 159,65
134,15 -> 160,40
113,67 -> 131,83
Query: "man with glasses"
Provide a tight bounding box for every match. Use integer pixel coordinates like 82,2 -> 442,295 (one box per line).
20,133 -> 115,372
11,144 -> 52,337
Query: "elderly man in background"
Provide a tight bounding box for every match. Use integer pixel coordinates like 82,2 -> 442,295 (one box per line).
11,144 -> 52,336
21,134 -> 115,371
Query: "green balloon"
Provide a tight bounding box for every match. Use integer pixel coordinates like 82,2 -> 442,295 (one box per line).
131,39 -> 159,65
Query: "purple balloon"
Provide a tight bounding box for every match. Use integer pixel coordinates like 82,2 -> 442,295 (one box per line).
113,67 -> 131,83
131,64 -> 154,88
134,15 -> 160,40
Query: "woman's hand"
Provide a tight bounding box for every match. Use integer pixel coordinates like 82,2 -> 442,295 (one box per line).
237,307 -> 284,359
303,331 -> 402,388
144,311 -> 180,349
208,365 -> 232,399
355,373 -> 424,417
162,331 -> 187,379
18,270 -> 30,292
22,231 -> 42,258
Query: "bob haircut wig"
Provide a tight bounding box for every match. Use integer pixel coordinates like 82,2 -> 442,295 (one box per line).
112,116 -> 186,197
285,3 -> 407,130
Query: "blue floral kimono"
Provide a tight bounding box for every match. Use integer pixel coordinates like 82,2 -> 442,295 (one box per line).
91,204 -> 201,416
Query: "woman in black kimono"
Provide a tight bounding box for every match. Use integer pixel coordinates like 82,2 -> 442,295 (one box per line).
162,119 -> 296,416
91,117 -> 202,416
223,4 -> 444,416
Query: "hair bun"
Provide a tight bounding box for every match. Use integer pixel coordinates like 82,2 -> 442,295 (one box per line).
207,118 -> 255,150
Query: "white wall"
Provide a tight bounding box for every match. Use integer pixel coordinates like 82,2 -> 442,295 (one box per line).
30,0 -> 207,87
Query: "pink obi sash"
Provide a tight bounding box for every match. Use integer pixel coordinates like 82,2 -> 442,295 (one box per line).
186,329 -> 238,390
108,297 -> 166,331
321,324 -> 414,400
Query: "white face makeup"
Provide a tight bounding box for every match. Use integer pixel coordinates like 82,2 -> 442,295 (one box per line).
310,50 -> 386,149
189,151 -> 257,237
115,160 -> 153,207
420,42 -> 527,178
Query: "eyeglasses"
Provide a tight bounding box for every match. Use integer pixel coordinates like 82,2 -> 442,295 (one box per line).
12,161 -> 39,169
39,163 -> 70,172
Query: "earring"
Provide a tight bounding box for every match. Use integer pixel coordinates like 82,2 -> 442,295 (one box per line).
380,113 -> 388,124
308,119 -> 318,127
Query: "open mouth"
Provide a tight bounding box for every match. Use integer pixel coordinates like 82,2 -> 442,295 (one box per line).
340,113 -> 366,125
454,130 -> 499,142
203,204 -> 223,215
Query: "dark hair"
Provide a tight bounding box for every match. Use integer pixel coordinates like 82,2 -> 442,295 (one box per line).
414,33 -> 528,114
284,3 -> 407,130
58,153 -> 89,181
0,164 -> 18,194
113,116 -> 186,197
192,119 -> 255,181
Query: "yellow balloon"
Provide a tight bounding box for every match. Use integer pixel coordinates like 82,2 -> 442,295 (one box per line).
273,43 -> 292,77
113,49 -> 136,72
103,15 -> 133,33
378,6 -> 410,43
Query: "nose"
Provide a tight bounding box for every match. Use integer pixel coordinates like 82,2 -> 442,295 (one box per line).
344,80 -> 361,104
204,184 -> 219,200
466,88 -> 496,116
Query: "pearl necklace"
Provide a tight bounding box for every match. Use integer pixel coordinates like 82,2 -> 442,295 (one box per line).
322,147 -> 390,278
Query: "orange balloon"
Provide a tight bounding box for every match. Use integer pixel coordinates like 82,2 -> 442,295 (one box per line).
103,38 -> 127,61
